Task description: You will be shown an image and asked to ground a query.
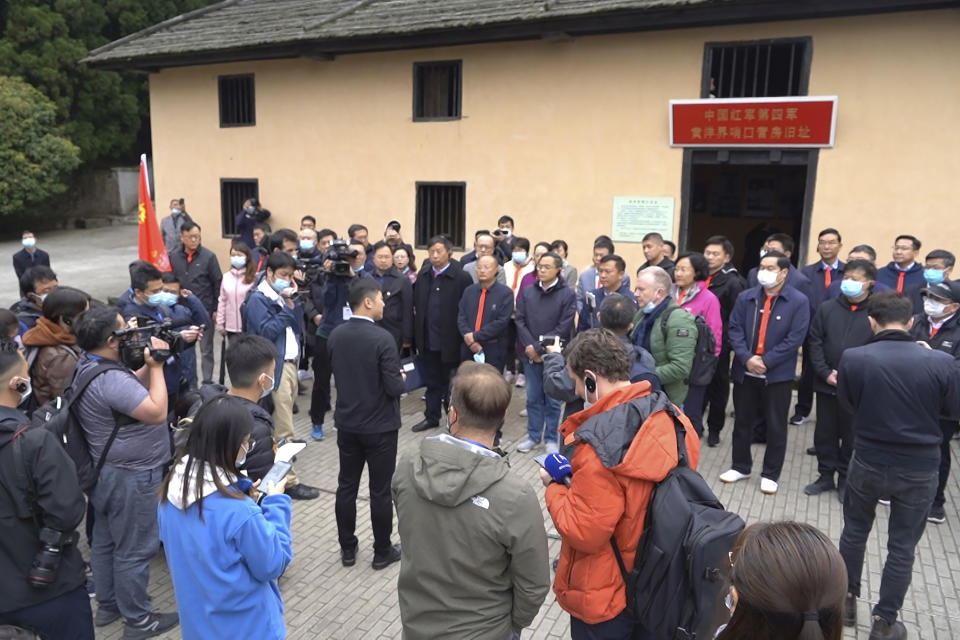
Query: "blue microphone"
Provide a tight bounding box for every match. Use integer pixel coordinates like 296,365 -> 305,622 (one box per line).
543,453 -> 573,486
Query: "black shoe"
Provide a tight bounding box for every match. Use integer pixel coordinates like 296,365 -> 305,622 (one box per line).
372,544 -> 401,570
804,475 -> 836,496
285,483 -> 320,500
411,419 -> 438,433
292,403 -> 299,415
789,412 -> 809,425
95,605 -> 121,627
341,547 -> 357,567
806,446 -> 817,455
122,612 -> 179,640
707,432 -> 720,447
868,615 -> 906,640
928,504 -> 947,524
844,593 -> 857,627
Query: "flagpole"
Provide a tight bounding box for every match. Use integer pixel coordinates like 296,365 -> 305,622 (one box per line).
140,153 -> 152,200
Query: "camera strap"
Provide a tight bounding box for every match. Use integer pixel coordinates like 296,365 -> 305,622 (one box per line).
0,422 -> 40,522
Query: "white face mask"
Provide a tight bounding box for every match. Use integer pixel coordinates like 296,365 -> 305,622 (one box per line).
260,374 -> 275,399
757,270 -> 780,288
924,298 -> 948,318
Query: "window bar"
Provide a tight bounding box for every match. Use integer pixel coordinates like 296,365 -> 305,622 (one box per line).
729,48 -> 737,98
787,43 -> 796,95
740,47 -> 748,97
717,48 -> 726,98
751,44 -> 760,97
763,45 -> 772,96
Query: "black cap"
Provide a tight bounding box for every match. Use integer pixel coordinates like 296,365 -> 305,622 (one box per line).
920,280 -> 960,303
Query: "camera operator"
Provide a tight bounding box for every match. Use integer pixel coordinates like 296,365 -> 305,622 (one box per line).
383,220 -> 415,262
71,306 -> 180,636
310,240 -> 373,441
296,228 -> 326,376
235,198 -> 270,250
0,340 -> 93,638
119,262 -> 202,409
491,215 -> 516,264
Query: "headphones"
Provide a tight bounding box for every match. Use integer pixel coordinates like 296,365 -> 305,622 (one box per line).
584,374 -> 597,394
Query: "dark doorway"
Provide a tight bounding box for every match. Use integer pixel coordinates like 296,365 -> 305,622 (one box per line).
683,149 -> 815,273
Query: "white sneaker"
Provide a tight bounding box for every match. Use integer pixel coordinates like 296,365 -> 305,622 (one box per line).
545,442 -> 559,455
504,371 -> 515,384
516,438 -> 538,453
878,498 -> 891,506
297,369 -> 314,381
520,408 -> 528,417
719,469 -> 749,484
760,478 -> 779,494
515,374 -> 526,388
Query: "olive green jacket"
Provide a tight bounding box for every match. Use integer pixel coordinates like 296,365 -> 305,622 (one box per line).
631,300 -> 698,404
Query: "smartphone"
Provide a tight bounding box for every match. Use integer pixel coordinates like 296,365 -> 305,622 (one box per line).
532,453 -> 548,468
259,461 -> 292,490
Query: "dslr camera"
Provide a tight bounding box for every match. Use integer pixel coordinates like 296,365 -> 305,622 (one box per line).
324,239 -> 359,278
28,527 -> 78,589
113,319 -> 186,370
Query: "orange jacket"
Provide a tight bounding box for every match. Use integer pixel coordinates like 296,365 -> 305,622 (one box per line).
545,381 -> 700,624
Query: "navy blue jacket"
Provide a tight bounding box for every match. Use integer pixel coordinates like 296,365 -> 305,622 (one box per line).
413,261 -> 473,363
457,282 -> 514,364
578,281 -> 636,331
728,284 -> 810,384
12,247 -> 51,281
317,271 -> 373,339
243,286 -> 304,386
801,260 -> 845,313
876,261 -> 925,296
515,279 -> 577,356
235,209 -> 270,249
839,330 -> 960,468
374,267 -> 414,351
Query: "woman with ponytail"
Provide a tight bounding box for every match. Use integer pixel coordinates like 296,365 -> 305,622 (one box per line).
717,521 -> 847,640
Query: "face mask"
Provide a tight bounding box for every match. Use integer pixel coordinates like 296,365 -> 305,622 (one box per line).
230,255 -> 247,269
171,208 -> 182,216
924,268 -> 946,285
473,351 -> 486,364
245,206 -> 256,215
38,293 -> 48,303
924,298 -> 948,318
759,248 -> 768,259
642,300 -> 657,314
353,265 -> 365,273
13,377 -> 32,406
512,251 -> 527,264
299,240 -> 315,251
147,292 -> 168,307
259,374 -> 275,399
272,278 -> 290,293
22,238 -> 36,248
757,270 -> 779,288
840,279 -> 865,298
161,292 -> 179,307
236,443 -> 249,467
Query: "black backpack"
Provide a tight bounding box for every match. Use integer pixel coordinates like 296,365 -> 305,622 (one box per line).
611,409 -> 745,640
660,306 -> 718,387
30,360 -> 128,492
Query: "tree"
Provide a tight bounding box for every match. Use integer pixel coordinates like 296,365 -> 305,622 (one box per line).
0,1 -> 216,167
0,75 -> 80,215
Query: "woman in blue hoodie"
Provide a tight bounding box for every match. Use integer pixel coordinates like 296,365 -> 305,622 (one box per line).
158,396 -> 293,639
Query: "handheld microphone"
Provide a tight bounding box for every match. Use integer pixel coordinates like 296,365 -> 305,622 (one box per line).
543,453 -> 573,486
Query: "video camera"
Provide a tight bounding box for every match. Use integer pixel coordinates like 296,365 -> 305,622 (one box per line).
113,318 -> 186,370
324,239 -> 359,278
295,257 -> 324,289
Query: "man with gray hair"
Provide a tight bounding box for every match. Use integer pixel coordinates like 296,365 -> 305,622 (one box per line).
630,266 -> 697,405
393,362 -> 550,640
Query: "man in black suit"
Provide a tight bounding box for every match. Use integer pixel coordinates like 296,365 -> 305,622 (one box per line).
328,278 -> 405,571
370,241 -> 413,353
412,235 -> 473,432
12,230 -> 51,282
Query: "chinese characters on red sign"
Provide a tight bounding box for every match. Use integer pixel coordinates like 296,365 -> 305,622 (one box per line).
669,97 -> 837,147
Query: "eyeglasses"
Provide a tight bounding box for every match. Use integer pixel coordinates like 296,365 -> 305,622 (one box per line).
537,264 -> 559,271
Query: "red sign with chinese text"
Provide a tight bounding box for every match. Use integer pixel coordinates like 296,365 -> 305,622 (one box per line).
669,97 -> 837,148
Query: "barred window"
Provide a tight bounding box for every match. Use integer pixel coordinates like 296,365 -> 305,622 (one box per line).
415,182 -> 466,249
413,61 -> 462,120
219,74 -> 256,127
705,39 -> 810,98
220,179 -> 259,237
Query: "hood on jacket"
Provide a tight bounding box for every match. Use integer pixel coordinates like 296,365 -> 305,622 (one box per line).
410,434 -> 508,508
165,456 -> 241,511
22,316 -> 76,348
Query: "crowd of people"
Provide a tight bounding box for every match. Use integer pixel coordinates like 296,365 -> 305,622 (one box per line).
0,209 -> 957,640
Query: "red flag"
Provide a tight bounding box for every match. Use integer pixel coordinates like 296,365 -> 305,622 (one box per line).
138,154 -> 171,272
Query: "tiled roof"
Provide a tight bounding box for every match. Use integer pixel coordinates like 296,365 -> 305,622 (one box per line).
83,0 -> 716,68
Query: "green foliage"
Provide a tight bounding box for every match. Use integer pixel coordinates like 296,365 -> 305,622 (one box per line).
0,75 -> 81,214
0,0 -> 216,167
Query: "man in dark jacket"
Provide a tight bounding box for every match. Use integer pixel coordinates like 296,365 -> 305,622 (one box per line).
637,232 -> 675,279
393,362 -> 549,640
909,280 -> 960,524
12,230 -> 51,281
370,241 -> 413,352
0,341 -> 93,639
578,254 -> 635,331
457,255 -> 514,372
702,236 -> 747,446
234,198 -> 269,249
838,292 -> 960,639
412,236 -> 473,433
11,266 -> 58,330
515,252 -> 576,454
328,279 -> 405,570
804,259 -> 875,500
876,234 -> 924,296
168,221 -> 222,385
721,252 -> 809,495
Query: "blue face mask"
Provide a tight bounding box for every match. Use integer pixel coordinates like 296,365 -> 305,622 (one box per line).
147,292 -> 175,307
299,240 -> 315,251
924,268 -> 946,284
230,255 -> 247,269
353,265 -> 365,273
272,278 -> 290,293
840,279 -> 865,298
642,300 -> 657,314
512,251 -> 527,264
